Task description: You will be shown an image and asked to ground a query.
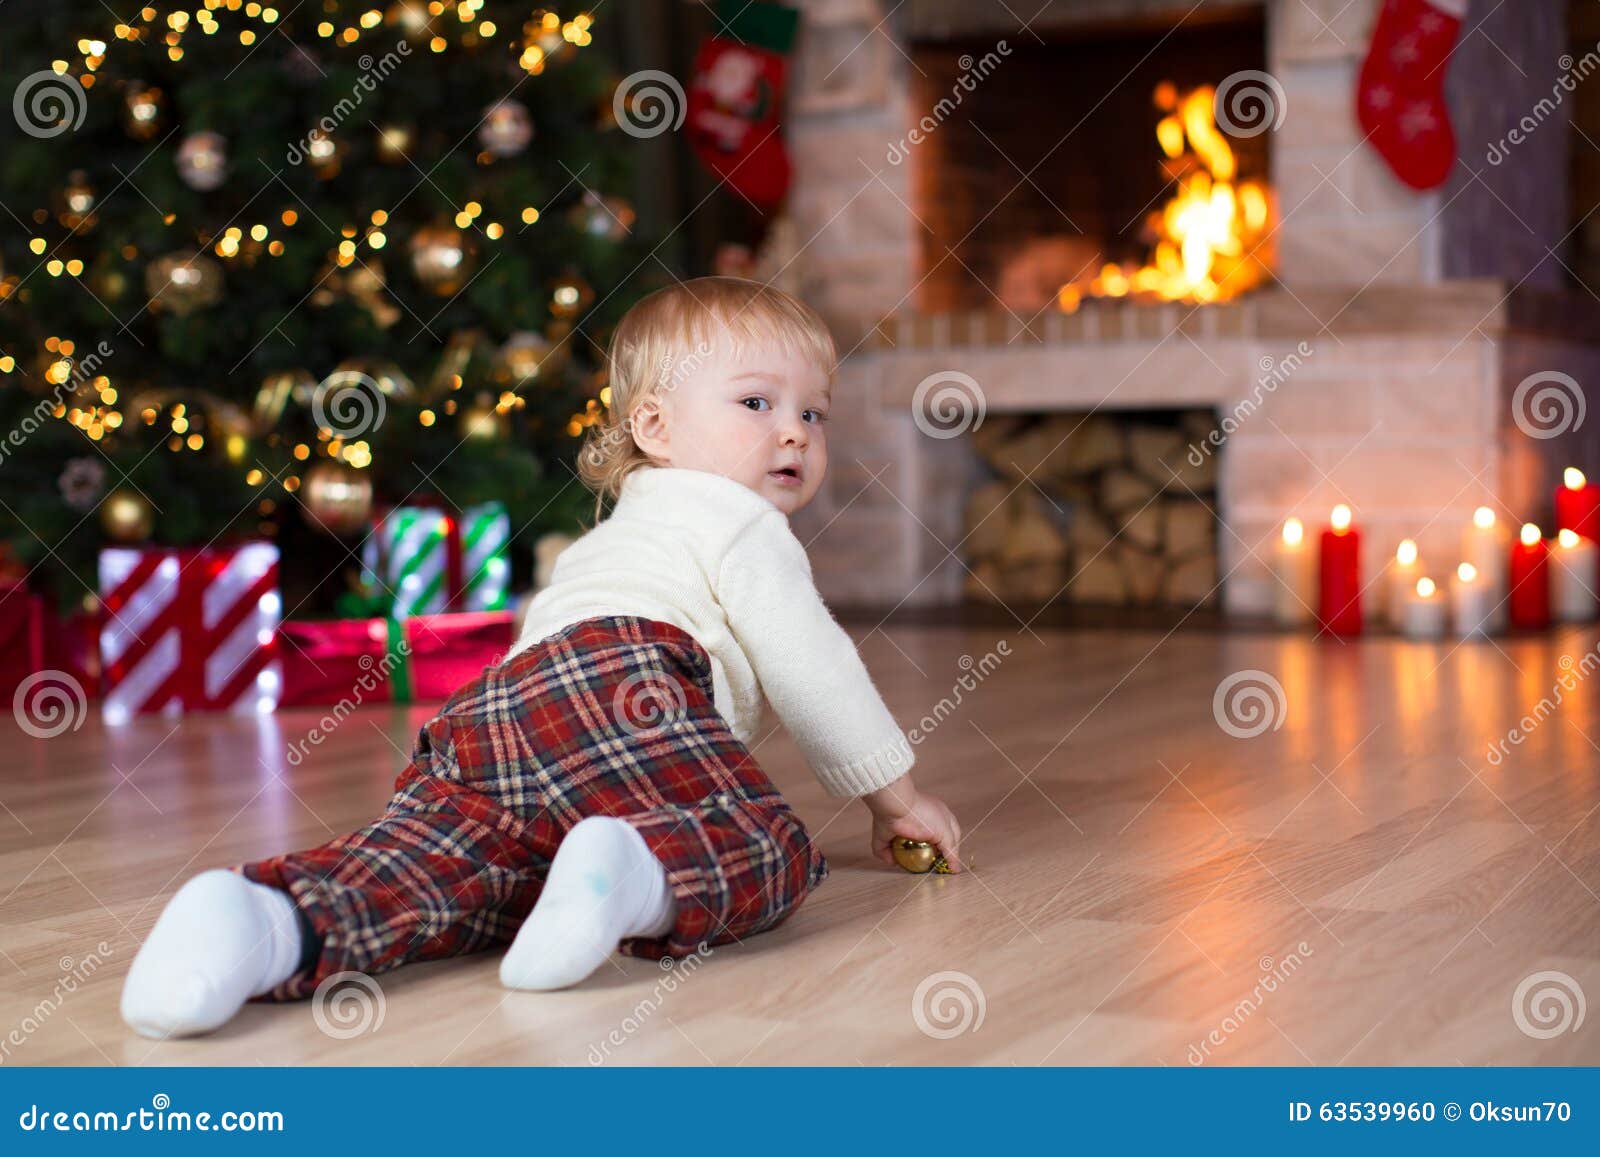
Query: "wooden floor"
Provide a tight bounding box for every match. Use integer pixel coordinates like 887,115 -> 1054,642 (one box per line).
2,623 -> 1597,1066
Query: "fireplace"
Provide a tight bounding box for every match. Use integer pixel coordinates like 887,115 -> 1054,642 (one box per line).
781,0 -> 1600,621
906,11 -> 1273,315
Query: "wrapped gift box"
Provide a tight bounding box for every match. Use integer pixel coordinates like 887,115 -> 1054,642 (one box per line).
361,501 -> 511,619
279,609 -> 513,707
98,542 -> 280,720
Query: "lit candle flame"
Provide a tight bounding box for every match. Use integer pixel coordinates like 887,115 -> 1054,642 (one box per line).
1472,506 -> 1495,529
1559,528 -> 1581,549
1396,539 -> 1418,566
1521,523 -> 1541,547
1416,577 -> 1436,598
1282,517 -> 1303,546
1565,467 -> 1587,491
1330,504 -> 1352,533
1457,562 -> 1477,583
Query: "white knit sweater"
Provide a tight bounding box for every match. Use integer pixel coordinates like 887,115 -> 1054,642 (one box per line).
508,465 -> 916,797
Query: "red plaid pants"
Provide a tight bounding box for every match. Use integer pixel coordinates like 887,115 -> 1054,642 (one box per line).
235,615 -> 829,1000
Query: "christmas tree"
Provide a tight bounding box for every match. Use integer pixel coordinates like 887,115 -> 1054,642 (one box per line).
0,0 -> 667,613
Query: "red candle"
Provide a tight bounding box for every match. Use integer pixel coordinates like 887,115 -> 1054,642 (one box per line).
1555,468 -> 1600,540
1318,504 -> 1363,635
1508,522 -> 1550,630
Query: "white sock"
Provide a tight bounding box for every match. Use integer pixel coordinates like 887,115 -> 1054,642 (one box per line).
499,816 -> 676,991
120,869 -> 304,1040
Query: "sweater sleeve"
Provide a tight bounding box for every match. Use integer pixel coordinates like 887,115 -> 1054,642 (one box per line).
716,508 -> 916,798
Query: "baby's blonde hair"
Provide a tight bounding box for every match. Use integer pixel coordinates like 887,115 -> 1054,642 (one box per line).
576,276 -> 837,523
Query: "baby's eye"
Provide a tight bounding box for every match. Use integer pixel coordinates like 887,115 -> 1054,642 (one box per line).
804,409 -> 827,423
740,396 -> 770,412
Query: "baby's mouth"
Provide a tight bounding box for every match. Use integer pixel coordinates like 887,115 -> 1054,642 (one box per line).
768,467 -> 802,485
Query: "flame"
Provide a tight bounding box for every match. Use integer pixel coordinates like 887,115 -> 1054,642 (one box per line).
1396,539 -> 1418,566
1062,84 -> 1274,309
1416,577 -> 1436,598
1521,523 -> 1541,547
1282,517 -> 1303,546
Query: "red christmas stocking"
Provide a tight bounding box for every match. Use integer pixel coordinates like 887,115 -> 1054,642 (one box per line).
1355,0 -> 1465,190
685,1 -> 799,209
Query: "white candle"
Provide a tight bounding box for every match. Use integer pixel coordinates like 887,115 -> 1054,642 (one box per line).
1400,576 -> 1447,639
1552,529 -> 1598,622
1451,562 -> 1495,637
1273,518 -> 1315,626
1387,538 -> 1421,628
1461,506 -> 1509,631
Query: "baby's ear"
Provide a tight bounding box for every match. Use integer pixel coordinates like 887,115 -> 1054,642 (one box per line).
629,394 -> 669,456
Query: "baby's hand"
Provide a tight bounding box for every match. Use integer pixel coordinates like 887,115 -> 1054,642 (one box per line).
865,779 -> 964,872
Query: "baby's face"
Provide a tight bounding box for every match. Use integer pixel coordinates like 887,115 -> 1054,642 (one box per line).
642,334 -> 830,516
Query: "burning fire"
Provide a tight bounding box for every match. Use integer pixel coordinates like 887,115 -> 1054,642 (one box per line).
1060,82 -> 1275,310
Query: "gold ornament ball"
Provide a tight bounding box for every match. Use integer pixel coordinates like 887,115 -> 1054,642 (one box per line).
301,459 -> 373,538
891,837 -> 958,874
176,131 -> 229,191
145,250 -> 225,315
478,99 -> 533,157
569,193 -> 634,242
122,84 -> 166,141
498,331 -> 554,384
304,127 -> 345,179
375,123 -> 415,164
548,273 -> 594,320
410,224 -> 473,296
56,171 -> 99,233
460,395 -> 510,441
101,489 -> 155,544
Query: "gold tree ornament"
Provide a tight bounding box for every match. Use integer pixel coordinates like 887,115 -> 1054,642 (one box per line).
145,250 -> 225,315
56,171 -> 99,233
891,837 -> 964,874
548,272 -> 594,320
121,84 -> 166,141
497,331 -> 555,385
568,192 -> 634,242
460,393 -> 510,441
305,127 -> 344,180
374,123 -> 416,164
252,369 -> 318,433
478,100 -> 533,158
176,131 -> 229,192
100,489 -> 155,543
409,223 -> 473,296
301,459 -> 373,537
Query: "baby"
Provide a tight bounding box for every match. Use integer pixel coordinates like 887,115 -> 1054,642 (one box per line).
120,276 -> 963,1039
